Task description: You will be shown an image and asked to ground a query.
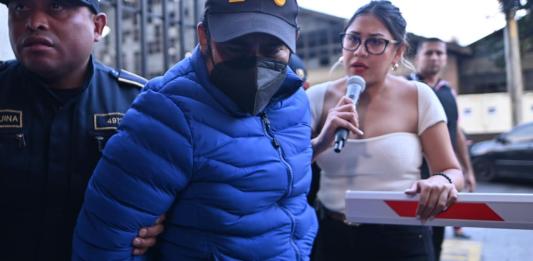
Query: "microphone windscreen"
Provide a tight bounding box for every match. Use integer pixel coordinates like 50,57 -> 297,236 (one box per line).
346,75 -> 366,104
347,75 -> 366,92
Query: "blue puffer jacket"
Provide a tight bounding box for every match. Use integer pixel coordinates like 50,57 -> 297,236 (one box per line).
72,47 -> 318,260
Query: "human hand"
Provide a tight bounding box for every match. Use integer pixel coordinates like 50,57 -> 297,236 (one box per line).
404,176 -> 458,223
132,214 -> 166,255
313,96 -> 363,154
464,170 -> 476,192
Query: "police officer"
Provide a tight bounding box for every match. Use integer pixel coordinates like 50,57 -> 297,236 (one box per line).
0,0 -> 162,260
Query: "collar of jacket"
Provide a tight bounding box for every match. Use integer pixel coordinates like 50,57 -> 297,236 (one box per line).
189,46 -> 303,117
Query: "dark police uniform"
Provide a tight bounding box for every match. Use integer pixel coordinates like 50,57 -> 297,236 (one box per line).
0,58 -> 145,261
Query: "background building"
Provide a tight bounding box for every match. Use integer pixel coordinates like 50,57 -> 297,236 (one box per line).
454,13 -> 533,136
295,8 -> 346,84
1,5 -> 15,60
94,0 -> 206,78
3,1 -> 531,136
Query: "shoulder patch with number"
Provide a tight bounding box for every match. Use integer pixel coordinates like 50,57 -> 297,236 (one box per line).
93,113 -> 124,130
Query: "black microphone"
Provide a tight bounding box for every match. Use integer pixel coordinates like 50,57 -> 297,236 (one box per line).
334,75 -> 366,153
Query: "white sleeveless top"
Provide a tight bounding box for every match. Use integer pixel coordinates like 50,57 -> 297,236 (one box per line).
306,80 -> 447,212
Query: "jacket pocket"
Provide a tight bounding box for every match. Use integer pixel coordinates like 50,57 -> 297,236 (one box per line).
0,130 -> 30,190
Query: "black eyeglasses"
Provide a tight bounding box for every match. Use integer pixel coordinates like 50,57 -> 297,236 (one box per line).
340,33 -> 399,55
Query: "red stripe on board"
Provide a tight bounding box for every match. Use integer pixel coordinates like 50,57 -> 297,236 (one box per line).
385,201 -> 504,221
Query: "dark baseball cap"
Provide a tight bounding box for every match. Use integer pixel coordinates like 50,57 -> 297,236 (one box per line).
0,0 -> 100,13
205,0 -> 299,52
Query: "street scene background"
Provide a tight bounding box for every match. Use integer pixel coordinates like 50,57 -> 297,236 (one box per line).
440,180 -> 533,261
1,1 -> 532,261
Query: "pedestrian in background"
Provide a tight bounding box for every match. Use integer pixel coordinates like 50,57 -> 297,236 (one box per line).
73,0 -> 317,259
0,0 -> 162,259
307,1 -> 464,260
410,37 -> 477,261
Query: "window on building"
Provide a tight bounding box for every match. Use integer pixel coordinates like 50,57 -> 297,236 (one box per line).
319,57 -> 330,66
134,51 -> 141,74
134,29 -> 140,41
154,25 -> 161,38
309,49 -> 316,59
297,51 -> 305,60
319,30 -> 328,46
307,32 -> 317,48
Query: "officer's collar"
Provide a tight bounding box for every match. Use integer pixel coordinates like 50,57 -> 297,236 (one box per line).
19,56 -> 95,104
19,56 -> 95,90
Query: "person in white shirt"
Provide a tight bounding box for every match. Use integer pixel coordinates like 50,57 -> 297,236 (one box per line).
307,1 -> 464,260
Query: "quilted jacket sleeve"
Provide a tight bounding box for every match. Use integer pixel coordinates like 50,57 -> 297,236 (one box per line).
72,88 -> 193,260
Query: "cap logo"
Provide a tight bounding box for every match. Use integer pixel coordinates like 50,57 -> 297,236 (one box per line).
273,0 -> 286,6
296,69 -> 305,79
227,0 -> 286,6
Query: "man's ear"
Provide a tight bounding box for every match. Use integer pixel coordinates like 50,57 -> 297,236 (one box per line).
197,22 -> 209,55
93,13 -> 107,42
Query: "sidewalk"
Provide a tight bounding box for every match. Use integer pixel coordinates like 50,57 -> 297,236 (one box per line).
441,227 -> 533,261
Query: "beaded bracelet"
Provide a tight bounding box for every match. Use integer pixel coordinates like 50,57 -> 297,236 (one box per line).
434,172 -> 452,184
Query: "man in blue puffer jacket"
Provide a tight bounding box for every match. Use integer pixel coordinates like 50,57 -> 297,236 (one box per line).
72,0 -> 318,260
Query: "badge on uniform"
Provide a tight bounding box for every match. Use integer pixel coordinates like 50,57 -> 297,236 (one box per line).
93,113 -> 124,130
0,109 -> 23,129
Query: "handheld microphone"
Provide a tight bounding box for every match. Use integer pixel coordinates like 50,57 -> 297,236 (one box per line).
334,75 -> 366,153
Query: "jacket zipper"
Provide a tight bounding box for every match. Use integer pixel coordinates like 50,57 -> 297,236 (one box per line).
260,112 -> 294,196
259,112 -> 301,260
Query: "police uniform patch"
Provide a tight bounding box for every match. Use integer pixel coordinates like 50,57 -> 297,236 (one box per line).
93,113 -> 124,130
0,109 -> 23,128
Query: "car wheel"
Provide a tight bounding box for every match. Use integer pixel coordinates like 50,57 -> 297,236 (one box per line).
473,158 -> 496,181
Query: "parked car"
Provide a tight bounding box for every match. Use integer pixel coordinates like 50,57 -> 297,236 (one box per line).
470,121 -> 533,181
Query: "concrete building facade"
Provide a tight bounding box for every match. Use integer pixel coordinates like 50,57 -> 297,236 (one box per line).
94,0 -> 205,78
1,5 -> 15,60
